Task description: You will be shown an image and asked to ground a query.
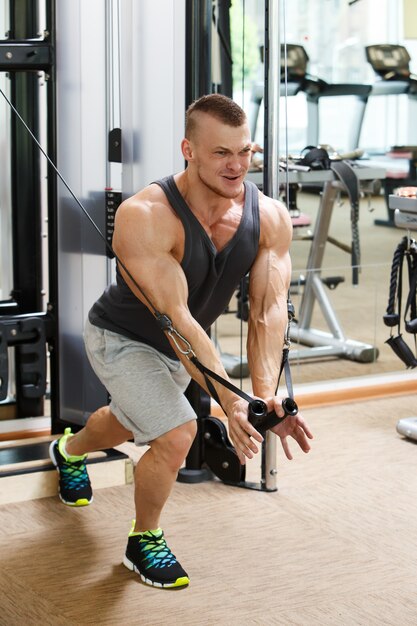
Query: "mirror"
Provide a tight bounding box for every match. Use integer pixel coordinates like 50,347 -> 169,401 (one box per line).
214,0 -> 417,387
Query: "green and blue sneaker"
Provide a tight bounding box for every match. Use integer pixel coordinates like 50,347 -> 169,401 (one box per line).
123,521 -> 189,588
49,427 -> 93,507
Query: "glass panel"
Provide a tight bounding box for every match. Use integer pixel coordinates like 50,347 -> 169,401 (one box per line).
226,0 -> 415,385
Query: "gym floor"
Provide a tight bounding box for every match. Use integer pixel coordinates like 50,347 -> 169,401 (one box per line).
0,392 -> 416,625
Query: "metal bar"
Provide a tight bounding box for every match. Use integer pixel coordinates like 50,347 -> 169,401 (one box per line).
289,326 -> 377,363
45,0 -> 60,430
262,0 -> 281,493
297,181 -> 339,329
311,275 -> 345,340
9,0 -> 39,39
185,0 -> 212,106
0,42 -> 52,71
263,0 -> 280,198
0,300 -> 19,314
8,0 -> 45,416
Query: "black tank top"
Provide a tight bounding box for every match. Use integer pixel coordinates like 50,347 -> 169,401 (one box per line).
89,175 -> 260,358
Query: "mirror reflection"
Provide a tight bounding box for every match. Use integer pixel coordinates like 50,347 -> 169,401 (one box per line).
214,0 -> 417,387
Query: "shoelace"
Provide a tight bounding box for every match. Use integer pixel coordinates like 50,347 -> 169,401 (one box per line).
139,532 -> 177,570
60,458 -> 89,491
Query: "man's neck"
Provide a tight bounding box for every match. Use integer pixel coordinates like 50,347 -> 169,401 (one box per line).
175,170 -> 244,225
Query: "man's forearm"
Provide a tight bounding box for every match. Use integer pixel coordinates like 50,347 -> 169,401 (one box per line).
166,318 -> 241,415
247,307 -> 287,398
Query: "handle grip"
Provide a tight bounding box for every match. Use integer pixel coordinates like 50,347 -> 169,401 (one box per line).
248,397 -> 298,433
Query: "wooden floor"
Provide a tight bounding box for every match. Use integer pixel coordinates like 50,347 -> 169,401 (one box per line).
1,393 -> 417,625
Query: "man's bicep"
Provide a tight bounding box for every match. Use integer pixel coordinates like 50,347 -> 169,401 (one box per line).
119,250 -> 190,320
249,199 -> 292,305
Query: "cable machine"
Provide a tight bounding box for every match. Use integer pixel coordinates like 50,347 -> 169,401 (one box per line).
0,0 -> 54,419
0,0 -> 187,492
1,0 -> 294,496
178,0 -> 284,492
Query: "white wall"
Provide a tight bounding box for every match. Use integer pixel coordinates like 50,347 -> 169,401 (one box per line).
120,0 -> 186,196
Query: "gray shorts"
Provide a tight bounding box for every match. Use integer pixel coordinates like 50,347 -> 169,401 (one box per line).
83,319 -> 196,446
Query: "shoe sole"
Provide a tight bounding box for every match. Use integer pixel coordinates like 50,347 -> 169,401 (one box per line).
49,440 -> 93,507
58,494 -> 93,507
122,555 -> 189,589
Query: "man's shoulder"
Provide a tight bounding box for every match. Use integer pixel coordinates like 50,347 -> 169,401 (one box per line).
256,191 -> 292,247
120,182 -> 176,218
114,182 -> 183,254
130,181 -> 170,205
258,191 -> 288,220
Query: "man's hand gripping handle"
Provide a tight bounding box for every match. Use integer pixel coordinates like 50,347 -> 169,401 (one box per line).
248,398 -> 298,435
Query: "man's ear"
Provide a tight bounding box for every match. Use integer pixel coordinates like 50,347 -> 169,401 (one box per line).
181,138 -> 193,162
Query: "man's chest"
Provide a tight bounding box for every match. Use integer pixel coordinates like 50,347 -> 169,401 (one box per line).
201,208 -> 243,252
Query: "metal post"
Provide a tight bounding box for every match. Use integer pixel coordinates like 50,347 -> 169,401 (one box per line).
177,383 -> 213,483
179,0 -> 214,483
46,0 -> 60,426
263,0 -> 280,199
185,0 -> 212,106
262,0 -> 281,492
9,0 -> 44,416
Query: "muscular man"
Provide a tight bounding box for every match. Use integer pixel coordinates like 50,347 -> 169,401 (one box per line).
49,94 -> 313,589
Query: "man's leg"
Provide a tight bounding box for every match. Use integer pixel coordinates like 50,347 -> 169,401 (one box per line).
123,418 -> 197,588
133,419 -> 197,532
65,405 -> 133,456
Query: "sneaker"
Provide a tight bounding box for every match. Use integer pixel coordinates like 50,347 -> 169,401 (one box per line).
123,522 -> 189,588
49,427 -> 93,507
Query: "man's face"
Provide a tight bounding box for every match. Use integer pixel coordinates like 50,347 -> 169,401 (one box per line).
185,113 -> 252,199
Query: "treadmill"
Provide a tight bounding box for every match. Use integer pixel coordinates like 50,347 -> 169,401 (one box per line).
364,44 -> 417,226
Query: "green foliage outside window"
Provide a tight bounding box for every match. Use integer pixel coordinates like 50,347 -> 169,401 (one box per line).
230,0 -> 260,93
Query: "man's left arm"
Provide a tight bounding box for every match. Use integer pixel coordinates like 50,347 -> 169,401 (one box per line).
247,195 -> 313,458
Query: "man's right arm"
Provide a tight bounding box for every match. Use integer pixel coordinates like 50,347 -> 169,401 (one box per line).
112,195 -> 263,462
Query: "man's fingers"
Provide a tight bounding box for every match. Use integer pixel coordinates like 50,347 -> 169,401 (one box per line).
248,427 -> 264,444
303,423 -> 314,440
280,437 -> 293,460
292,424 -> 312,453
231,424 -> 263,461
236,449 -> 246,465
295,418 -> 314,447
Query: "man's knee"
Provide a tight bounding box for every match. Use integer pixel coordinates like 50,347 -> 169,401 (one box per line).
153,420 -> 197,471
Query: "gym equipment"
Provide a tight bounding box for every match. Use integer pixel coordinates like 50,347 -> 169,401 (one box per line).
250,43 -> 371,153
249,43 -> 311,142
2,0 -> 302,495
385,189 -> 417,441
244,35 -> 386,365
365,44 -> 417,226
248,397 -> 298,436
220,153 -> 383,376
383,233 -> 417,368
396,417 -> 417,440
303,75 -> 371,155
184,305 -> 299,492
366,44 -> 417,91
0,0 -> 189,431
246,163 -> 384,363
0,7 -> 53,418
